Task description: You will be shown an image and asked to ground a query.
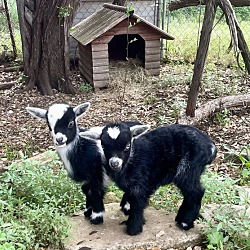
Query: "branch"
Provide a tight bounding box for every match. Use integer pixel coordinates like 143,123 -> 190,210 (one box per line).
180,94 -> 250,125
169,0 -> 250,11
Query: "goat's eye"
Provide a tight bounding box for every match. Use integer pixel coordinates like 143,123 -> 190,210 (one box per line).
124,143 -> 130,152
68,121 -> 74,128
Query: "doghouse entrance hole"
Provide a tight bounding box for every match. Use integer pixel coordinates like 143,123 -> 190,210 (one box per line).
108,34 -> 145,64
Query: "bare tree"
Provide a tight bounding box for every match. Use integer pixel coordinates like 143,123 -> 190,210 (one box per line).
16,0 -> 80,95
182,0 -> 250,117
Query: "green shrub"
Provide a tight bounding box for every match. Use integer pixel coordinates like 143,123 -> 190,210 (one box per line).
0,153 -> 85,249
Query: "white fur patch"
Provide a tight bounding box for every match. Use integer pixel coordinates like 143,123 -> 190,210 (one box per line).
181,222 -> 188,228
47,104 -> 69,131
109,157 -> 123,169
84,207 -> 92,213
91,211 -> 104,220
124,202 -> 130,211
56,139 -> 76,178
107,127 -> 120,140
211,144 -> 216,156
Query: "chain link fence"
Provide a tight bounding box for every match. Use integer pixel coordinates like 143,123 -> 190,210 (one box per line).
164,4 -> 250,65
0,0 -> 22,61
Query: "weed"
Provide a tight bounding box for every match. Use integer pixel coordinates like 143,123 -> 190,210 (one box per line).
17,73 -> 28,85
170,98 -> 186,121
150,184 -> 181,212
78,82 -> 93,93
204,203 -> 250,249
215,108 -> 231,126
224,145 -> 250,185
144,94 -> 157,105
58,5 -> 73,19
3,144 -> 20,161
200,170 -> 250,249
131,114 -> 139,120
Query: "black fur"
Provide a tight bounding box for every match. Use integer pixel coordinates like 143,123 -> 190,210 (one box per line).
100,123 -> 217,235
26,103 -> 141,225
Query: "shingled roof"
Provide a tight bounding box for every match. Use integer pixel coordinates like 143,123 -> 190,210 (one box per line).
70,3 -> 174,46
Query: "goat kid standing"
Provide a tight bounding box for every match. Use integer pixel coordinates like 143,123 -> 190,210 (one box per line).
82,122 -> 217,235
26,102 -> 107,224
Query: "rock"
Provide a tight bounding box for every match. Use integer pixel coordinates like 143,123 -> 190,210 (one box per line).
193,246 -> 202,250
65,203 -> 204,250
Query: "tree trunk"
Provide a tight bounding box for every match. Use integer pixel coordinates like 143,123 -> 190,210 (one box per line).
169,0 -> 250,11
186,0 -> 218,117
236,23 -> 250,74
16,0 -> 80,95
180,94 -> 250,125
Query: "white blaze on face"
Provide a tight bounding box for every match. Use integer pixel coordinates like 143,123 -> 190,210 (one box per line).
47,104 -> 69,145
107,126 -> 120,140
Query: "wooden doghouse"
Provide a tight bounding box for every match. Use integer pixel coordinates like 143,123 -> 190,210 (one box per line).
70,3 -> 174,89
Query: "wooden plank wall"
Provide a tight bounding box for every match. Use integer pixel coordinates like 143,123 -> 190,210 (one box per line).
91,43 -> 109,88
144,39 -> 161,76
79,44 -> 93,85
79,43 -> 110,88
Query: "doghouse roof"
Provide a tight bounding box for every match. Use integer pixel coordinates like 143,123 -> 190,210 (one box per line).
70,3 -> 174,46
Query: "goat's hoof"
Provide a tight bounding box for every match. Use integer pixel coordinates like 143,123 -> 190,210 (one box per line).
121,207 -> 130,216
84,207 -> 92,218
90,216 -> 103,225
126,225 -> 143,236
176,221 -> 194,231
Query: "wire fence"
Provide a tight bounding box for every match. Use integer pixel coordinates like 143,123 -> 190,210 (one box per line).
0,0 -> 249,67
164,5 -> 250,65
0,0 -> 22,61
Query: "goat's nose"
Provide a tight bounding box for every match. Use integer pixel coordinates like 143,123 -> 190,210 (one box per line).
111,161 -> 119,168
56,137 -> 63,143
109,157 -> 122,172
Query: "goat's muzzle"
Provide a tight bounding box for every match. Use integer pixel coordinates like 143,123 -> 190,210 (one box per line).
109,157 -> 123,172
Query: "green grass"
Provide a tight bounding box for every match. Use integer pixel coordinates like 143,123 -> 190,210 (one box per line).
0,152 -> 85,249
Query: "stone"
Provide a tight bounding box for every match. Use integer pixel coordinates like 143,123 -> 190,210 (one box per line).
193,246 -> 202,250
65,203 -> 204,250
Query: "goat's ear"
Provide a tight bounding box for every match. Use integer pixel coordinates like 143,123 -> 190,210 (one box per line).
74,102 -> 90,119
79,127 -> 103,140
130,125 -> 150,137
26,107 -> 47,121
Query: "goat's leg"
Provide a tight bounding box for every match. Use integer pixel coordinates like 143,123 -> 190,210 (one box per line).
175,180 -> 204,230
81,182 -> 92,218
89,183 -> 105,225
120,193 -> 130,215
126,193 -> 147,236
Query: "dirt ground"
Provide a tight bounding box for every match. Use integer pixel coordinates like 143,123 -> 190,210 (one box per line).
0,60 -> 250,179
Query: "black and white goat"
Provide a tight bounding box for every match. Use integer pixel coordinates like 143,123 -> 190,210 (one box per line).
26,102 -> 106,224
26,103 -> 141,225
82,122 -> 217,235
